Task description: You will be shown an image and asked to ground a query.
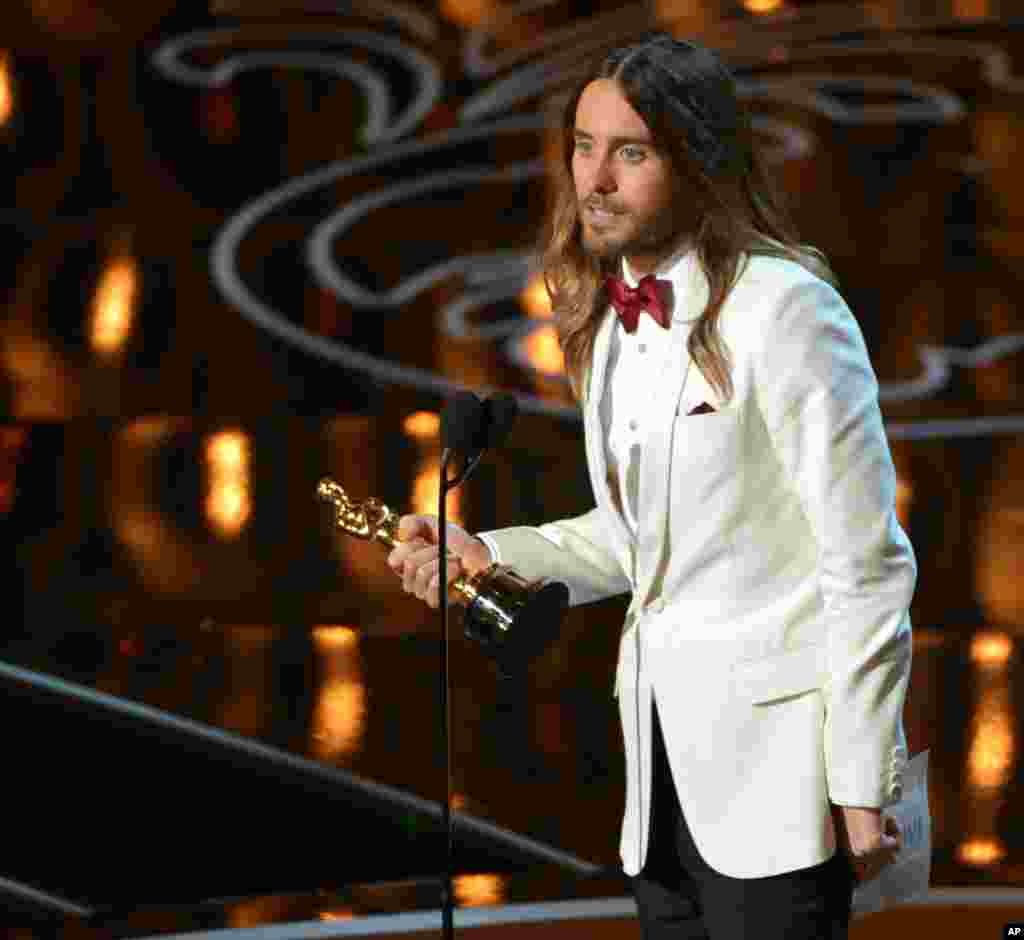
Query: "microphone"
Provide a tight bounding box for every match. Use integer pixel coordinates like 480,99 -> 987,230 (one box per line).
440,390 -> 487,457
435,387 -> 491,940
439,390 -> 519,493
433,389 -> 522,940
440,391 -> 518,460
480,393 -> 518,451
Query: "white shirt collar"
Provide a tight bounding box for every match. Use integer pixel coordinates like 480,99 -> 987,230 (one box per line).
620,240 -> 694,288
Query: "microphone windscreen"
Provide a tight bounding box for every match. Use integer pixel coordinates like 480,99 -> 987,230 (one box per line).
441,390 -> 486,453
482,393 -> 518,449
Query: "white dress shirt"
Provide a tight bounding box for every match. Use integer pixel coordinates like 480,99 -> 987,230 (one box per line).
601,249 -> 692,540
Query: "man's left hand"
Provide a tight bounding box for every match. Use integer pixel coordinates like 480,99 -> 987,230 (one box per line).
834,806 -> 902,883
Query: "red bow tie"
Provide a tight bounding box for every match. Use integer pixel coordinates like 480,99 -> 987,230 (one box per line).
605,275 -> 671,333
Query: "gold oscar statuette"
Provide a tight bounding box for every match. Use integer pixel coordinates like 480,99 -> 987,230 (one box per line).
316,477 -> 568,670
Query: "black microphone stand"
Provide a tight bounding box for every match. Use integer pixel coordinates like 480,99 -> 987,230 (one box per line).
437,446 -> 484,940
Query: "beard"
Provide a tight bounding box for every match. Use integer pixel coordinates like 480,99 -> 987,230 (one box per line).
577,195 -> 683,266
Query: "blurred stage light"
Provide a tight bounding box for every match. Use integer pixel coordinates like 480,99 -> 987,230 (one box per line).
312,624 -> 359,649
90,256 -> 139,358
405,410 -> 463,525
204,429 -> 252,539
895,473 -> 914,529
524,324 -> 565,376
0,52 -> 14,127
519,273 -> 552,319
966,700 -> 1014,790
965,635 -> 1015,792
311,627 -> 365,760
453,873 -> 507,907
411,462 -> 463,525
403,410 -> 441,440
957,838 -> 1006,866
970,631 -> 1013,667
439,0 -> 494,27
960,626 -> 1016,870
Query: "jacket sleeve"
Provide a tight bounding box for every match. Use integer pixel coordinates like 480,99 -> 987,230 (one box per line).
750,274 -> 916,808
478,505 -> 632,607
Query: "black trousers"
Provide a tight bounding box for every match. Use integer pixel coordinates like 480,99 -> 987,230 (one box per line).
630,701 -> 855,940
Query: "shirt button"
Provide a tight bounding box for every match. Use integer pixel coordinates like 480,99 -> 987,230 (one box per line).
638,344 -> 647,353
629,419 -> 639,431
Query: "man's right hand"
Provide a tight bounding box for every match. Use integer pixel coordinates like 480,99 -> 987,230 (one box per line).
386,514 -> 493,609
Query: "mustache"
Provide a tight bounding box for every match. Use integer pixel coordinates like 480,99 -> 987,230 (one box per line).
580,198 -> 627,214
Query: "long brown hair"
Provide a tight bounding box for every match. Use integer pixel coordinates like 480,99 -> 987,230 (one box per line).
539,32 -> 836,403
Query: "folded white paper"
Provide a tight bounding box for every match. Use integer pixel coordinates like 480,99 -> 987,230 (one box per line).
852,749 -> 931,916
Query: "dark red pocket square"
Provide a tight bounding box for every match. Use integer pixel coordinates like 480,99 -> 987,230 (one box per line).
687,401 -> 716,415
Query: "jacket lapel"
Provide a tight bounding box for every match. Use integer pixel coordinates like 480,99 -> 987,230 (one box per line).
584,308 -> 633,575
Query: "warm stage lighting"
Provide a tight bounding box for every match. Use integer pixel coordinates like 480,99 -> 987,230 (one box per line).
742,0 -> 784,12
405,410 -> 463,525
519,273 -> 552,319
403,411 -> 441,440
311,625 -> 365,759
453,873 -> 507,907
970,631 -> 1013,667
204,429 -> 252,539
311,677 -> 366,759
894,473 -> 914,529
439,0 -> 494,27
967,704 -> 1015,790
90,256 -> 139,357
524,324 -> 565,376
0,52 -> 14,127
957,838 -> 1005,866
964,634 -> 1016,792
312,625 -> 358,649
206,430 -> 248,471
411,462 -> 463,526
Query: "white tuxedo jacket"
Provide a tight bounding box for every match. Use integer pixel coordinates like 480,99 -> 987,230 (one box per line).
480,252 -> 915,879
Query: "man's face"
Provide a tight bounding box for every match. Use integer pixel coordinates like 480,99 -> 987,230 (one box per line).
571,78 -> 680,274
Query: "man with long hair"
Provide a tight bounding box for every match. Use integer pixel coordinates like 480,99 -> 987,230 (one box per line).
388,32 -> 914,939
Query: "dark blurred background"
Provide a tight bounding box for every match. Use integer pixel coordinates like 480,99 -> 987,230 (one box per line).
2,0 -> 1024,935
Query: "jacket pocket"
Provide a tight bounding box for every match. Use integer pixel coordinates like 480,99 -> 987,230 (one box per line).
671,407 -> 740,471
731,643 -> 826,705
